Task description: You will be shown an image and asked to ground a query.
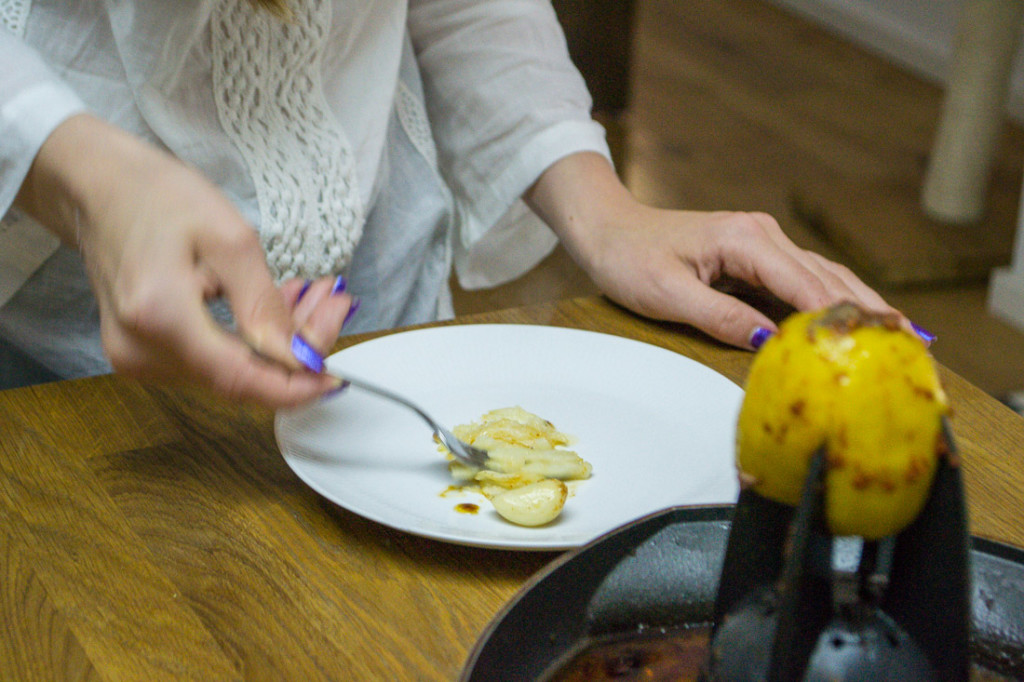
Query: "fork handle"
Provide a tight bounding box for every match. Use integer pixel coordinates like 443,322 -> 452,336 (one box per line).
327,372 -> 441,433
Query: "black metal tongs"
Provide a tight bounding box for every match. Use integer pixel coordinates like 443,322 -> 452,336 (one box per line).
703,419 -> 971,681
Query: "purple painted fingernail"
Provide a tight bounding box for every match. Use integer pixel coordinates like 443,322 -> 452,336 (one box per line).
749,326 -> 773,350
343,297 -> 361,325
297,280 -> 313,301
911,322 -> 937,345
291,334 -> 324,373
330,275 -> 347,296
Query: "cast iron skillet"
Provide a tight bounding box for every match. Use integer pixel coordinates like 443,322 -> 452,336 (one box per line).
459,505 -> 1024,681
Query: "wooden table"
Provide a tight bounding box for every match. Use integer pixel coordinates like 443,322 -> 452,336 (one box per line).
2,296 -> 1022,681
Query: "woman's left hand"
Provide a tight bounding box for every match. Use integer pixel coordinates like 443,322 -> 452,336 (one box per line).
525,152 -> 897,349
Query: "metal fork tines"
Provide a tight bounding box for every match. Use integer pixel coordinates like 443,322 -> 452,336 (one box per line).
328,372 -> 489,469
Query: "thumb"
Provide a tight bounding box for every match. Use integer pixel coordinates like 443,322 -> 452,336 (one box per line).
201,227 -> 306,371
674,284 -> 778,350
236,281 -> 308,371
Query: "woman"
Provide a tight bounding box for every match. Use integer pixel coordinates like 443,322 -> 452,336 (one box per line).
0,0 -> 892,407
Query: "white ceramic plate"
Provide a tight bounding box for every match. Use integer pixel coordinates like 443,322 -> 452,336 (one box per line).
275,324 -> 743,550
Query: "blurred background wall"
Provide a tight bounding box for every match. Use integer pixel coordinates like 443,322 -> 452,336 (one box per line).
770,0 -> 1024,122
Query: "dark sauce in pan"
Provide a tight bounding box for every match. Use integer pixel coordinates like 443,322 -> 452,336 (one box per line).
543,626 -> 707,681
542,626 -> 1017,682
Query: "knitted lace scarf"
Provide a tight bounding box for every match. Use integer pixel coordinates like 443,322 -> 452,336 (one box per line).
0,0 -> 28,35
211,0 -> 364,282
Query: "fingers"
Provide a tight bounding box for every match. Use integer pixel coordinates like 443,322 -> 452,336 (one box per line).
118,254 -> 352,407
97,261 -> 344,407
94,187 -> 343,406
591,240 -> 780,350
749,216 -> 924,338
197,220 -> 351,369
55,123 -> 353,408
201,264 -> 353,403
708,212 -> 927,346
195,219 -> 303,371
99,288 -> 340,409
674,274 -> 780,349
803,251 -> 894,313
580,206 -> 905,352
178,324 -> 341,408
723,212 -> 891,317
283,275 -> 355,354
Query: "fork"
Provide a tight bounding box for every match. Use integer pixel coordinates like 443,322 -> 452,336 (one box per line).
286,335 -> 489,468
328,372 -> 490,469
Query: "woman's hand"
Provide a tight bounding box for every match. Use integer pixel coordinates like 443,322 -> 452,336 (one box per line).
15,113 -> 350,408
525,152 -> 896,349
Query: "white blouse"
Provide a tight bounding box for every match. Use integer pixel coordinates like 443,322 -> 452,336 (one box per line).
0,0 -> 610,311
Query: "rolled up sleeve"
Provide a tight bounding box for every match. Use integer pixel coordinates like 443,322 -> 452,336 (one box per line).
0,28 -> 88,217
408,0 -> 610,288
0,27 -> 88,305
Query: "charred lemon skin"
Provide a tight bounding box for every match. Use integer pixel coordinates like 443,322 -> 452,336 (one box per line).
736,304 -> 949,540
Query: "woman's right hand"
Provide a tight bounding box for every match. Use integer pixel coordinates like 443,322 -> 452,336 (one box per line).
15,113 -> 350,408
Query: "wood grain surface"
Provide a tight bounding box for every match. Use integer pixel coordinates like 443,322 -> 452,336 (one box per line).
627,0 -> 1024,286
1,296 -> 1022,681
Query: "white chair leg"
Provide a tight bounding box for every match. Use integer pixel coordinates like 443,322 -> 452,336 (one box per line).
921,0 -> 1024,224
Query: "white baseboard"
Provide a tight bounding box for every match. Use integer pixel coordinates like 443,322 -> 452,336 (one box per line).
1006,390 -> 1024,415
989,266 -> 1024,332
766,0 -> 1024,124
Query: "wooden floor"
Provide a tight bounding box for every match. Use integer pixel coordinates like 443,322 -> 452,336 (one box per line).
453,0 -> 1024,404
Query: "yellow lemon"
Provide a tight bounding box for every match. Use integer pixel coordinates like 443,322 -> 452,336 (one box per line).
736,303 -> 949,539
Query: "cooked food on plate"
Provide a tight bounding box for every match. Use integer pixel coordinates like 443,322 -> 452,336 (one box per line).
437,406 -> 591,526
